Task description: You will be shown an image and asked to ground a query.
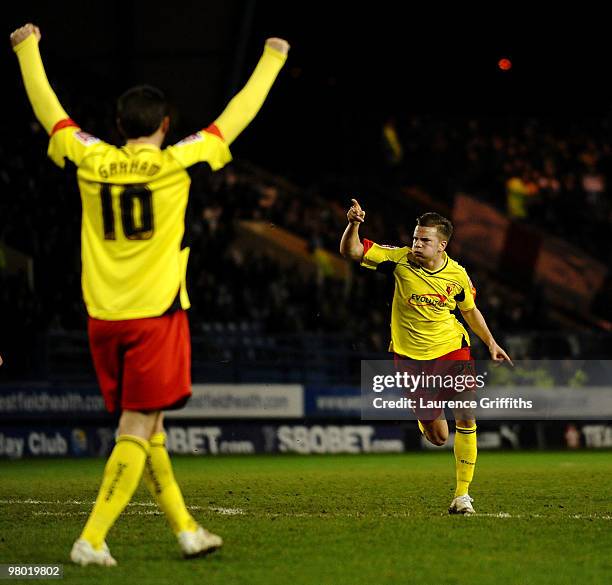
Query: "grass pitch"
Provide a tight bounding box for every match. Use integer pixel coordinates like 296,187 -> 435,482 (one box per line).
1,451 -> 611,585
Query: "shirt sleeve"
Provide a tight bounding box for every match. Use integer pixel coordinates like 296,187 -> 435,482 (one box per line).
213,44 -> 287,145
455,271 -> 477,311
360,239 -> 407,271
13,34 -> 69,135
165,127 -> 232,170
47,121 -> 106,169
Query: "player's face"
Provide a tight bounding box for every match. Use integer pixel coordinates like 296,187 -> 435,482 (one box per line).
412,226 -> 446,261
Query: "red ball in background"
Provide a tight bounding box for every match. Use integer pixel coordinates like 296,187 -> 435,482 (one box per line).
498,58 -> 512,71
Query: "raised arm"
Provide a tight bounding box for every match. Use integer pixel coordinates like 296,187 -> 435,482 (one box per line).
212,38 -> 289,145
11,23 -> 70,135
460,306 -> 513,365
340,198 -> 366,261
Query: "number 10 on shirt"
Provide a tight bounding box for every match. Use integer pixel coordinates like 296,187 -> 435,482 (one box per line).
100,184 -> 154,240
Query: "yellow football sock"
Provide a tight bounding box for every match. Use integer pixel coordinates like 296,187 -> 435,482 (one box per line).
143,432 -> 198,535
81,434 -> 149,549
454,423 -> 477,497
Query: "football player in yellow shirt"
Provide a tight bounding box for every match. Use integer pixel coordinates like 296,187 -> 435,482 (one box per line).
11,22 -> 289,566
340,199 -> 512,515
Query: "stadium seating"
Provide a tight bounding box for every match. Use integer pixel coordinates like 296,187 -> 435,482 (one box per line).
1,109 -> 610,381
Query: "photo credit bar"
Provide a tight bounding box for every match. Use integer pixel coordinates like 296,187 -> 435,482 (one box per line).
361,360 -> 612,421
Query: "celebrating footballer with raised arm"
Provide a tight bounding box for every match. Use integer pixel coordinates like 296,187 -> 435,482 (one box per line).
340,198 -> 512,515
11,22 -> 289,566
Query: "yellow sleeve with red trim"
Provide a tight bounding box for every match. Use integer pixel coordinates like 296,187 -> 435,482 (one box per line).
456,271 -> 477,311
360,239 -> 408,270
213,45 -> 287,145
13,34 -> 69,135
47,121 -> 107,169
166,127 -> 232,170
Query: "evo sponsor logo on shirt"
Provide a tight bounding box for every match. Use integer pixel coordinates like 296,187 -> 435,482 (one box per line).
408,293 -> 448,307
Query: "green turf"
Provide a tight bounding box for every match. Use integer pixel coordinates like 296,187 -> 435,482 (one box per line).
1,451 -> 611,585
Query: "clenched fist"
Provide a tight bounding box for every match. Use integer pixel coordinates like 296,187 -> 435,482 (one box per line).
10,23 -> 41,48
265,37 -> 290,56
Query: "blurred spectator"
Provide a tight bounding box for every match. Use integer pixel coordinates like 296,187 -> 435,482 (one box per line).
506,170 -> 538,219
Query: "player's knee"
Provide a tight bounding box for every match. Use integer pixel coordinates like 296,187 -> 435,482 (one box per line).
428,434 -> 447,446
425,428 -> 448,446
421,420 -> 448,446
118,409 -> 160,440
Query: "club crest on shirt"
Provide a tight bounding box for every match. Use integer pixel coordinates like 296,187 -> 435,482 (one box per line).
75,131 -> 100,146
175,133 -> 203,146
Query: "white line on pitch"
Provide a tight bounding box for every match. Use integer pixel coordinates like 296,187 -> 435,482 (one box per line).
473,512 -> 612,520
209,507 -> 245,515
2,500 -> 609,521
0,498 -> 243,516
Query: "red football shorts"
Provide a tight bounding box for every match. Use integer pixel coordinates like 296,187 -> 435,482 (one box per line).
394,346 -> 476,422
88,310 -> 191,413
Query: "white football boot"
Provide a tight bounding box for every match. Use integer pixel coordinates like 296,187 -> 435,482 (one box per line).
178,526 -> 223,558
448,494 -> 475,515
70,538 -> 117,567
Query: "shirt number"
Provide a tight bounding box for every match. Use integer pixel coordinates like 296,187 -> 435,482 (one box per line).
100,184 -> 154,240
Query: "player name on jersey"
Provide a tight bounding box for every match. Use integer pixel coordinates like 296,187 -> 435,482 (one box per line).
98,160 -> 161,179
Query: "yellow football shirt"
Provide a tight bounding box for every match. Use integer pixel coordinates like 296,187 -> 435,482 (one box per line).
361,239 -> 476,359
48,121 -> 231,320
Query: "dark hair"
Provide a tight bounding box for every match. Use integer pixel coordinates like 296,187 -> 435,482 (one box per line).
416,212 -> 453,241
116,85 -> 169,138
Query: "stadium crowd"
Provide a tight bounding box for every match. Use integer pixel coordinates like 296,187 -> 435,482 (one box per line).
1,108 -> 611,378
389,114 -> 612,263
